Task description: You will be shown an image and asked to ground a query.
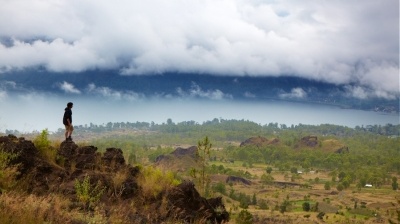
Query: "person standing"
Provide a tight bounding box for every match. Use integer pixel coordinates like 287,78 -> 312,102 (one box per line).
63,102 -> 74,141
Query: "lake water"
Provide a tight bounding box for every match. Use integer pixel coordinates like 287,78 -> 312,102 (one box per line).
1,96 -> 398,133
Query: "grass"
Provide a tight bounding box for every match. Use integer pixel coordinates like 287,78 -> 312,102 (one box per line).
0,192 -> 106,224
206,158 -> 400,223
138,165 -> 181,200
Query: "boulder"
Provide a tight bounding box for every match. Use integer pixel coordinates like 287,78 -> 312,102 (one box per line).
300,136 -> 318,147
0,134 -> 39,174
58,141 -> 100,170
102,147 -> 125,171
167,181 -> 229,223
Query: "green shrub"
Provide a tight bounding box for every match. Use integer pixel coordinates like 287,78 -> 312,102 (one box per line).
236,209 -> 253,224
33,129 -> 57,163
212,182 -> 226,195
74,175 -> 105,210
302,202 -> 311,211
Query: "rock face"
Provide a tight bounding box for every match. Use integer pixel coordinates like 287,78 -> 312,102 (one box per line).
155,146 -> 198,163
0,135 -> 229,223
0,134 -> 39,174
240,136 -> 279,147
167,181 -> 229,223
334,146 -> 349,154
154,146 -> 202,173
299,136 -> 319,148
58,141 -> 100,171
226,176 -> 252,185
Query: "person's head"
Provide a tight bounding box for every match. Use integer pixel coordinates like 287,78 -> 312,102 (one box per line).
67,102 -> 73,108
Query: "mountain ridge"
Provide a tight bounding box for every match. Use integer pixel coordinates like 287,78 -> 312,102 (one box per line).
1,70 -> 398,113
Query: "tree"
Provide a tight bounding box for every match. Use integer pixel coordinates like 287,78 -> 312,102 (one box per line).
338,171 -> 346,181
266,167 -> 273,174
302,202 -> 311,211
392,177 -> 398,190
197,136 -> 212,196
279,200 -> 291,214
252,193 -> 257,205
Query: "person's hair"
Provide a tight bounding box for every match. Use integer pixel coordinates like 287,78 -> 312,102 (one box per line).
67,102 -> 73,108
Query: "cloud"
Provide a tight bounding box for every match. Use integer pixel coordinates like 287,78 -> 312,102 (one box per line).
0,0 -> 398,98
344,85 -> 397,100
58,81 -> 81,94
0,81 -> 18,101
0,90 -> 7,101
279,87 -> 307,99
177,82 -> 232,100
86,83 -> 143,101
0,81 -> 17,89
244,92 -> 256,98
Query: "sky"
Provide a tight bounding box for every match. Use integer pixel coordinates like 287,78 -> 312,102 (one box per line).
0,0 -> 399,132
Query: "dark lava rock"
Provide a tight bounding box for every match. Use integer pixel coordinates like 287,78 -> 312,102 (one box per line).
226,175 -> 252,185
167,181 -> 229,223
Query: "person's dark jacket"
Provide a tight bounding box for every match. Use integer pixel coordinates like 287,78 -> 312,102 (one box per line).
63,107 -> 72,125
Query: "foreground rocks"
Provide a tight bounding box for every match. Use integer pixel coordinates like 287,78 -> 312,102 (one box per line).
0,134 -> 229,223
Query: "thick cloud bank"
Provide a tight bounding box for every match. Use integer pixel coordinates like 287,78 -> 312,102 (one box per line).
0,0 -> 398,98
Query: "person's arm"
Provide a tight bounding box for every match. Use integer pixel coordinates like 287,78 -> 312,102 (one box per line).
67,111 -> 72,125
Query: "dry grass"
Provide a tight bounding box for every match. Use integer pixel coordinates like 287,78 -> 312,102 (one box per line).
111,168 -> 129,198
0,192 -> 107,224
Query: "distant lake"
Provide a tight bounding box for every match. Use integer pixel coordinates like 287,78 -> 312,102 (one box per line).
1,96 -> 398,133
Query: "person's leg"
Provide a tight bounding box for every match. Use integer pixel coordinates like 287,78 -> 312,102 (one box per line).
64,125 -> 69,139
69,125 -> 74,138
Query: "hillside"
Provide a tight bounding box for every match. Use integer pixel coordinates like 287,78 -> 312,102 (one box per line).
0,134 -> 229,223
2,122 -> 400,224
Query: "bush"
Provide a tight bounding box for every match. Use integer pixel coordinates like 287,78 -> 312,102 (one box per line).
302,202 -> 311,211
138,166 -> 180,199
324,181 -> 331,190
236,209 -> 253,224
33,129 -> 57,163
336,183 -> 344,191
74,175 -> 106,210
212,182 -> 226,195
258,199 -> 269,210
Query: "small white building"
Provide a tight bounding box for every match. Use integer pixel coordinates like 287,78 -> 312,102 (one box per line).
365,184 -> 373,188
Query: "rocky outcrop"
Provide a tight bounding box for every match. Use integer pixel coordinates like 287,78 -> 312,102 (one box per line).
154,146 -> 202,173
102,147 -> 126,171
335,146 -> 349,154
0,135 -> 229,223
155,146 -> 198,163
0,134 -> 39,174
300,135 -> 319,147
226,176 -> 252,185
240,136 -> 280,147
167,181 -> 229,223
58,141 -> 100,171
